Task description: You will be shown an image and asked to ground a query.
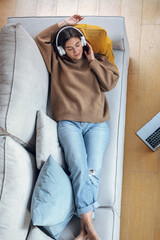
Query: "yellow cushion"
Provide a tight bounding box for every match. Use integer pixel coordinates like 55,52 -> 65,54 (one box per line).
74,24 -> 119,73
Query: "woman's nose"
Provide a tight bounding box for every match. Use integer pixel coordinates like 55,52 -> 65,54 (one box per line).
73,48 -> 78,54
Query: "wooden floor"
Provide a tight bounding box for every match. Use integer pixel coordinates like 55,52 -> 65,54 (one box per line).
1,0 -> 160,239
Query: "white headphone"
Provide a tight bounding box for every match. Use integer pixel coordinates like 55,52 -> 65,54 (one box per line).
56,26 -> 87,56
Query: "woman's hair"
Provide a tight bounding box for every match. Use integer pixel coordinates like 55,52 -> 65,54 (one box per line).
57,27 -> 82,49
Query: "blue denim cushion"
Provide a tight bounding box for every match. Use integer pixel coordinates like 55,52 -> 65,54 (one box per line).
31,155 -> 75,239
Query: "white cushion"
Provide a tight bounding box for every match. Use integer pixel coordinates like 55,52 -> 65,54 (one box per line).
0,23 -> 49,152
0,136 -> 36,240
36,111 -> 65,169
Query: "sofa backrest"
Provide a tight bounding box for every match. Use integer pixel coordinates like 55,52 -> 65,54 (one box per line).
0,23 -> 49,152
7,16 -> 127,51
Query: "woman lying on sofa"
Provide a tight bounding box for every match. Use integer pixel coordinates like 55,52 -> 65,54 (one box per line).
35,14 -> 119,240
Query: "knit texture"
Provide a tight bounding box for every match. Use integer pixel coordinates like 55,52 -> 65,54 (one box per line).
35,23 -> 119,123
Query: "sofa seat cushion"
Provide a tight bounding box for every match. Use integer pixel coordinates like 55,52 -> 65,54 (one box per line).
27,208 -> 120,240
27,226 -> 53,240
98,50 -> 125,211
0,23 -> 49,152
0,136 -> 36,240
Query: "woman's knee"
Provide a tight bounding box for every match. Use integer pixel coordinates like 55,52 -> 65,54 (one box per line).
66,152 -> 87,171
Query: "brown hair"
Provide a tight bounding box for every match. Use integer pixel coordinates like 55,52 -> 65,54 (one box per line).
57,27 -> 82,49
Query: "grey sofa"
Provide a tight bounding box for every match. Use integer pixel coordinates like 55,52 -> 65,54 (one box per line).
0,16 -> 129,240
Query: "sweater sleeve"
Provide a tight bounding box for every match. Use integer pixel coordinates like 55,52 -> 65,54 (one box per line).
89,55 -> 119,92
34,23 -> 60,73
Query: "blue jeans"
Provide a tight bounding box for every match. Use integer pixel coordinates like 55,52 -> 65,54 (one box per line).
57,120 -> 110,217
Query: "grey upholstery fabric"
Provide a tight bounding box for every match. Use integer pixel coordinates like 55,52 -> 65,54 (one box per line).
0,136 -> 36,239
0,23 -> 49,152
7,16 -> 127,51
98,49 -> 129,214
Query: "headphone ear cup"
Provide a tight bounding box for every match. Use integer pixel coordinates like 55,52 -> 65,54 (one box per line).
81,36 -> 87,47
57,46 -> 66,56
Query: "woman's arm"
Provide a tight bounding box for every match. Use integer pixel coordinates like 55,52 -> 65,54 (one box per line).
58,14 -> 84,28
90,56 -> 119,92
35,15 -> 84,73
35,24 -> 60,73
85,41 -> 119,92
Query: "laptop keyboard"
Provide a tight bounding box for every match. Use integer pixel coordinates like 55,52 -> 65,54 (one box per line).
146,127 -> 160,149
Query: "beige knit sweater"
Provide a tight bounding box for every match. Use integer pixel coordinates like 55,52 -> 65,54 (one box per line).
35,23 -> 119,123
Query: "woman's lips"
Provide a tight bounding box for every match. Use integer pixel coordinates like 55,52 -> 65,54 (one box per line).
74,53 -> 80,57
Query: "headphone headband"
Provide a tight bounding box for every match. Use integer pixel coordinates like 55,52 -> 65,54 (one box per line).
56,26 -> 86,56
56,26 -> 84,47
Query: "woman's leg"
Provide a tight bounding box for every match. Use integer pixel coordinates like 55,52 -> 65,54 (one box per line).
57,120 -> 110,240
75,211 -> 101,240
84,121 -> 110,204
57,121 -> 98,215
74,219 -> 88,240
81,211 -> 100,240
78,121 -> 110,240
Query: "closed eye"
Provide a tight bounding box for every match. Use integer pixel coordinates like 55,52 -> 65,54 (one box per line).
66,40 -> 81,51
76,41 -> 80,47
67,48 -> 73,51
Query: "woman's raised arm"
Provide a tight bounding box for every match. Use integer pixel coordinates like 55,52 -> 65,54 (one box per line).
58,14 -> 84,28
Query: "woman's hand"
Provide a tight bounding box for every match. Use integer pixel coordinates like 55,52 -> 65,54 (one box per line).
58,15 -> 84,28
64,14 -> 84,26
84,42 -> 95,63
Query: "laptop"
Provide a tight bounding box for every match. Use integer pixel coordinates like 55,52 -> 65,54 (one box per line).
136,112 -> 160,151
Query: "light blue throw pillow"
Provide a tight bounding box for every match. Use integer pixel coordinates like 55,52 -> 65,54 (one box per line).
31,155 -> 75,239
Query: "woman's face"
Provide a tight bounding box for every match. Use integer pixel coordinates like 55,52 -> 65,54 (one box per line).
65,37 -> 83,60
